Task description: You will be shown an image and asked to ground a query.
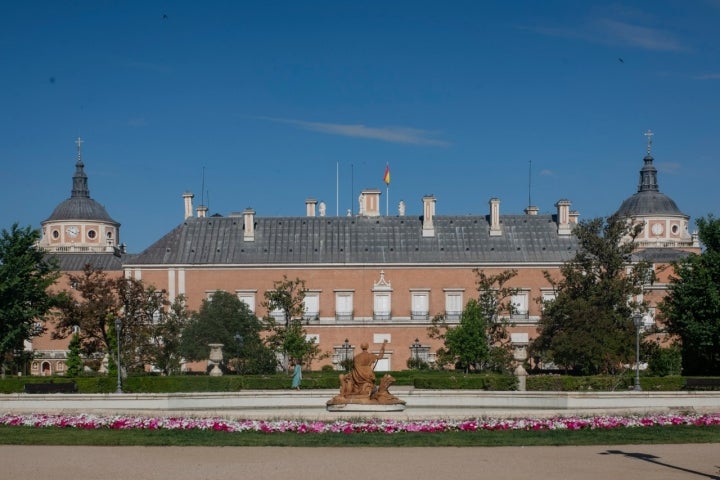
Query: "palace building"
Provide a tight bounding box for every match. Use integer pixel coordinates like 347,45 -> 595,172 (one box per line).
28,135 -> 699,374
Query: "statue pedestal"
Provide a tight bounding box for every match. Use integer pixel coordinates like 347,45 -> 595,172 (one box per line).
326,403 -> 406,412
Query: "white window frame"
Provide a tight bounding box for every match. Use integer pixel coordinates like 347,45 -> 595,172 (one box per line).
511,290 -> 530,317
335,290 -> 354,321
410,289 -> 430,320
236,290 -> 257,313
303,291 -> 320,320
444,289 -> 464,321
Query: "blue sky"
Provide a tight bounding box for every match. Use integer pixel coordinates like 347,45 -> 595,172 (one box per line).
2,1 -> 719,253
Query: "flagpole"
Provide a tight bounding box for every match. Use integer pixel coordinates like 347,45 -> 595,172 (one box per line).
336,161 -> 339,217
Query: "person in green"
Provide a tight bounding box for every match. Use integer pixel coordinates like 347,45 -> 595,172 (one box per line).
291,359 -> 302,390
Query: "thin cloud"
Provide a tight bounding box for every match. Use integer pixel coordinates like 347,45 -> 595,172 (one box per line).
597,19 -> 685,51
259,117 -> 449,146
124,61 -> 172,73
524,17 -> 686,52
692,73 -> 720,80
128,117 -> 148,127
540,169 -> 555,176
657,162 -> 681,174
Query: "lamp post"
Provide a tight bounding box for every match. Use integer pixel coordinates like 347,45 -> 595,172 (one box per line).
340,338 -> 351,370
114,316 -> 123,394
411,338 -> 422,368
632,313 -> 643,392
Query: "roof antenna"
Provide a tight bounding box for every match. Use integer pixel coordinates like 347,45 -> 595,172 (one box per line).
528,159 -> 532,208
200,166 -> 206,207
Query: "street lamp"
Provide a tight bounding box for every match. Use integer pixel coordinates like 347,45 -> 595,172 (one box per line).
632,313 -> 643,392
341,338 -> 351,368
114,316 -> 123,394
411,338 -> 422,367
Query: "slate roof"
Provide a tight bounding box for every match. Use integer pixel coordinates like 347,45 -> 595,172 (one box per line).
127,214 -> 579,266
49,252 -> 128,272
632,248 -> 694,263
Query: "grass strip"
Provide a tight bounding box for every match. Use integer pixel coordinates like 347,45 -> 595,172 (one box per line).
1,425 -> 718,447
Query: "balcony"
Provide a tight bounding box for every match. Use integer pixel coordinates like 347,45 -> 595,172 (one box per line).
411,311 -> 429,321
373,313 -> 392,321
335,312 -> 354,322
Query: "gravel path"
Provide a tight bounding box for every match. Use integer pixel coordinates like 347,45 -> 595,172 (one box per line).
1,444 -> 719,480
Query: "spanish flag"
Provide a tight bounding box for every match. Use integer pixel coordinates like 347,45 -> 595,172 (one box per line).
383,164 -> 391,185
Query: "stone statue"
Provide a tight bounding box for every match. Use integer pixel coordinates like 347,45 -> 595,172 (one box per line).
318,201 -> 326,217
327,340 -> 405,406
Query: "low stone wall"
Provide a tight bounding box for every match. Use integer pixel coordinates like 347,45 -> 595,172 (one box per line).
1,389 -> 718,420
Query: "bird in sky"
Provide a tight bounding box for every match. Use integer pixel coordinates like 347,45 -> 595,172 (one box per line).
618,57 -> 624,63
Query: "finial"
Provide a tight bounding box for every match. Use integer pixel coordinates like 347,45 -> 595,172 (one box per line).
643,130 -> 653,155
75,137 -> 84,162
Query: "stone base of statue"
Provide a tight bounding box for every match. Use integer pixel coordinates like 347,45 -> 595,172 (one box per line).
326,373 -> 406,411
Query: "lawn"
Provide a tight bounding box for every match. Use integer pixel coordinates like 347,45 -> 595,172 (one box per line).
2,413 -> 719,447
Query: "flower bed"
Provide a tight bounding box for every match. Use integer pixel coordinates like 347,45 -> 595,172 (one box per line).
1,413 -> 719,434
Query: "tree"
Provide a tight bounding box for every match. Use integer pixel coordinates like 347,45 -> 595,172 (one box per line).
144,294 -> 191,375
262,276 -> 322,370
660,215 -> 720,375
0,223 -> 62,376
54,265 -> 170,373
180,290 -> 276,374
530,216 -> 650,375
428,269 -> 517,372
65,333 -> 83,377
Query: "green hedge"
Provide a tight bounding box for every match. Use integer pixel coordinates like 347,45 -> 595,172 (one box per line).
0,373 -> 707,393
526,375 -> 686,392
412,373 -> 516,390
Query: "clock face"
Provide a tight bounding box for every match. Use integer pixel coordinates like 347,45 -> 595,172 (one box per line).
66,226 -> 79,238
651,223 -> 664,236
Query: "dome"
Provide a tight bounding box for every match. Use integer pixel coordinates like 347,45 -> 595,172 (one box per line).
45,196 -> 118,223
43,148 -> 118,225
615,153 -> 686,218
616,190 -> 683,217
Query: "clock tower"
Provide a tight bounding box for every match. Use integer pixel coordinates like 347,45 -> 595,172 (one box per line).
38,138 -> 121,254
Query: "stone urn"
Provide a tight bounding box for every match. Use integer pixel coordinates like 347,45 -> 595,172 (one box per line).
208,343 -> 224,377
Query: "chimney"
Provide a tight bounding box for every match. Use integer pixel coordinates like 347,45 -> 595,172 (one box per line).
183,192 -> 194,219
524,205 -> 539,216
569,210 -> 580,225
422,195 -> 436,237
359,189 -> 381,217
196,205 -> 208,218
305,198 -> 317,217
243,208 -> 256,241
556,199 -> 572,235
489,198 -> 501,236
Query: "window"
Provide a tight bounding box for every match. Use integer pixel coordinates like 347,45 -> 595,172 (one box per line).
373,293 -> 391,321
270,307 -> 285,323
303,292 -> 320,320
87,229 -> 96,239
444,289 -> 464,321
511,291 -> 529,318
372,271 -> 392,321
410,290 -> 430,320
236,290 -> 256,313
540,289 -> 556,310
335,291 -> 354,321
